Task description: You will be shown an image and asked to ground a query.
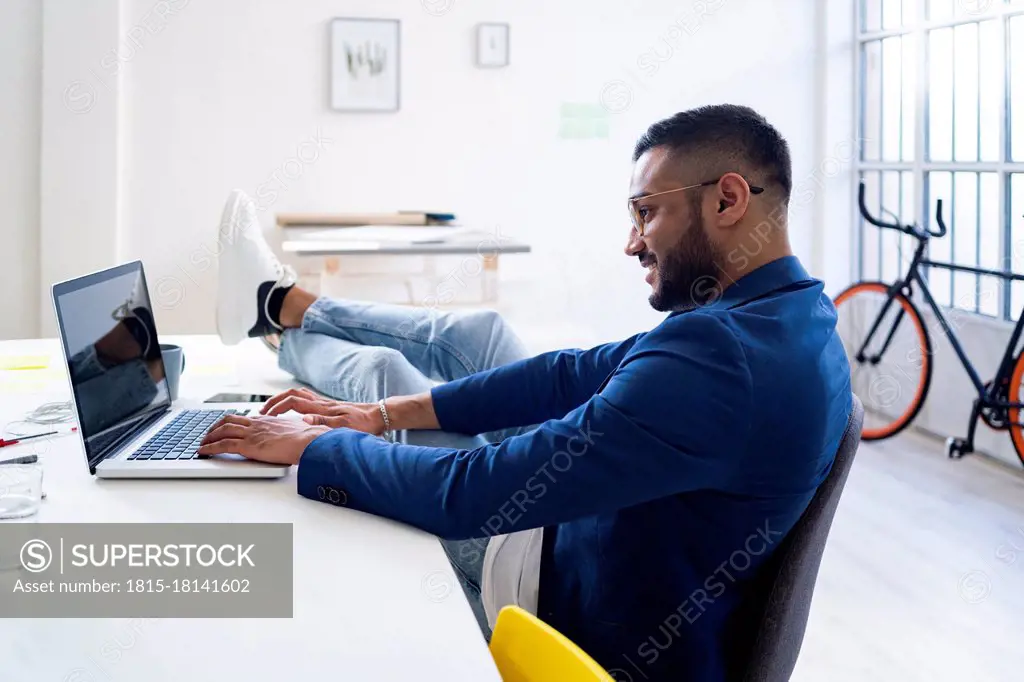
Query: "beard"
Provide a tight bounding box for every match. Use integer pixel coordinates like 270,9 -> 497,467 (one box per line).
647,199 -> 724,312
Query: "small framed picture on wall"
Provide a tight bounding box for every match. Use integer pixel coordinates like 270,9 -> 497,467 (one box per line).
476,23 -> 510,68
330,18 -> 400,112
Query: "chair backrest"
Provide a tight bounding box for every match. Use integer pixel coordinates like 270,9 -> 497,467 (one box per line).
740,395 -> 864,682
489,606 -> 615,682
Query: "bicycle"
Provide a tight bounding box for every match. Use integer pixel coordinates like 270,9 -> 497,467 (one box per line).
833,181 -> 1024,466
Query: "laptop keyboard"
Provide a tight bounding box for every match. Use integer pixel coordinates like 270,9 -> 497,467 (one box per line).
127,409 -> 249,461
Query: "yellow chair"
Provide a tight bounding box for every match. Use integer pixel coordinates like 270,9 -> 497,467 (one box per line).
489,606 -> 615,682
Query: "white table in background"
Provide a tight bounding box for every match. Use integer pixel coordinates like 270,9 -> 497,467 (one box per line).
281,228 -> 531,304
0,336 -> 500,682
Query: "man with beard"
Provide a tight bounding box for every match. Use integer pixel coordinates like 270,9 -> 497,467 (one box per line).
203,104 -> 852,681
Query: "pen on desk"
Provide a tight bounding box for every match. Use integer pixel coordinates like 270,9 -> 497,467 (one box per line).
0,454 -> 39,465
0,426 -> 77,449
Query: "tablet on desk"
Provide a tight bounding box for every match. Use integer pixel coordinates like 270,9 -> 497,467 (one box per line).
205,393 -> 273,404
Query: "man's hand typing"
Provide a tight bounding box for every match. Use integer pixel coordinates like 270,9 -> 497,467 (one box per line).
197,414 -> 330,465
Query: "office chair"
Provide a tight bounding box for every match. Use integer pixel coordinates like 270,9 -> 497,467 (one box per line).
738,394 -> 864,682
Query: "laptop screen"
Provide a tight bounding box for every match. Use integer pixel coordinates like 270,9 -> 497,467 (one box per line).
52,262 -> 171,465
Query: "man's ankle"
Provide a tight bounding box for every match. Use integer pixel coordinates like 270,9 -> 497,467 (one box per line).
279,287 -> 318,329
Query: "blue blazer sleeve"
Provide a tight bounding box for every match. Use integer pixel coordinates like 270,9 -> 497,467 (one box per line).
297,315 -> 752,539
430,334 -> 643,436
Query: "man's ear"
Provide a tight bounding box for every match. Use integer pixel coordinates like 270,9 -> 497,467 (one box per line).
715,174 -> 750,227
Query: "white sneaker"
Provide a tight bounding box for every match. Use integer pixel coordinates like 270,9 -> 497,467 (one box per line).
111,273 -> 147,322
111,272 -> 157,358
216,189 -> 296,346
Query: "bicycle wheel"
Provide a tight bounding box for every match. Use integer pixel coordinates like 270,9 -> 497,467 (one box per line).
1004,353 -> 1024,467
833,281 -> 933,440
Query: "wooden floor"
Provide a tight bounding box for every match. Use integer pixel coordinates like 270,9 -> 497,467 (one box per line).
793,429 -> 1024,682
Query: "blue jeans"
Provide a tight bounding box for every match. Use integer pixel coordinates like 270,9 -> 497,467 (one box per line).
278,297 -> 533,635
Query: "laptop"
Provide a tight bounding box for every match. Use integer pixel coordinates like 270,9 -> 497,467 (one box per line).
51,261 -> 288,479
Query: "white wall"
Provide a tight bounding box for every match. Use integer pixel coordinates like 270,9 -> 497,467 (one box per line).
39,0 -> 124,336
24,0 -> 824,345
0,0 -> 42,340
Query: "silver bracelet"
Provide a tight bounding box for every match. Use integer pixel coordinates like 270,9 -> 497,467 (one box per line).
377,399 -> 393,441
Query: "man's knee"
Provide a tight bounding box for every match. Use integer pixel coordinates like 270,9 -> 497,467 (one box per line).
461,309 -> 524,367
465,309 -> 507,333
461,309 -> 517,347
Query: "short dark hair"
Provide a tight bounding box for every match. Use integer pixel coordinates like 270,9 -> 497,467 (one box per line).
632,104 -> 792,203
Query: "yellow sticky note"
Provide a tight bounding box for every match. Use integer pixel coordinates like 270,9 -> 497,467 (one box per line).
0,355 -> 50,371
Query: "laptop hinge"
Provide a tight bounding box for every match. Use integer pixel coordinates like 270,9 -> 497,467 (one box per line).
88,407 -> 170,474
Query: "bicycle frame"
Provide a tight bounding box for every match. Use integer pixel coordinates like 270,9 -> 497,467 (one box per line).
856,236 -> 1024,413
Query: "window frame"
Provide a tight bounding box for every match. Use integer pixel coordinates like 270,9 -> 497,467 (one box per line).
854,0 -> 1024,320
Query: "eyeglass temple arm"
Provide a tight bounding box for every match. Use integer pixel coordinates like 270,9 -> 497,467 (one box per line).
699,178 -> 765,194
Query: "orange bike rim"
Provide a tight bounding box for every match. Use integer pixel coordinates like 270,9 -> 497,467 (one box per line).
835,283 -> 930,439
1008,353 -> 1024,455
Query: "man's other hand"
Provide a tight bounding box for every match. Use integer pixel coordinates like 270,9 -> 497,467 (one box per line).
260,388 -> 385,434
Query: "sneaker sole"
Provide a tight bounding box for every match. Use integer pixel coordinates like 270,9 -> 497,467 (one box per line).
216,190 -> 252,346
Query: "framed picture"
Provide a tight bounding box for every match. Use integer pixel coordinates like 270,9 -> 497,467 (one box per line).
476,23 -> 510,68
330,18 -> 400,112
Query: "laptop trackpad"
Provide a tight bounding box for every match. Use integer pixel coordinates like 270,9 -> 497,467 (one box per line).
199,453 -> 249,462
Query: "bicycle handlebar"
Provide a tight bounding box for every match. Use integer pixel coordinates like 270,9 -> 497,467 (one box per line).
858,182 -> 904,232
858,181 -> 947,241
932,197 -> 948,239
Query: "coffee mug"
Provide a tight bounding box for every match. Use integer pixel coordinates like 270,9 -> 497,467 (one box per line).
159,343 -> 186,403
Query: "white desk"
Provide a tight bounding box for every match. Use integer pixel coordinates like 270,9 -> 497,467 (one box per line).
279,228 -> 531,305
0,336 -> 500,682
280,227 -> 532,257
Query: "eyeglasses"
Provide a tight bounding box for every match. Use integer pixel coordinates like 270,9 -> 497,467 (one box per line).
628,176 -> 765,236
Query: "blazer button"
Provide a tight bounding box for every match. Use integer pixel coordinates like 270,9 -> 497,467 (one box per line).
328,489 -> 342,505
317,486 -> 326,500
